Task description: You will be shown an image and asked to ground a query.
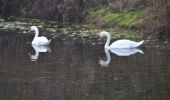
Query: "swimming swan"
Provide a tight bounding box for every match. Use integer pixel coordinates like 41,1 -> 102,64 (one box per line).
28,26 -> 51,45
98,31 -> 144,49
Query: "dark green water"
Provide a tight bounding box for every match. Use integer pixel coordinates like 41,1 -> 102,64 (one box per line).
0,30 -> 170,100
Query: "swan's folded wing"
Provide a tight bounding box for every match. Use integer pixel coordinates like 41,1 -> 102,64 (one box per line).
37,37 -> 50,45
109,39 -> 142,49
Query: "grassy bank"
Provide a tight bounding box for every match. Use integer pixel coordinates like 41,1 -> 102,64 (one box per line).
84,7 -> 145,28
83,7 -> 145,40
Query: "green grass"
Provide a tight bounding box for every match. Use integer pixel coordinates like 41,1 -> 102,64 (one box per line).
83,8 -> 144,40
85,7 -> 144,28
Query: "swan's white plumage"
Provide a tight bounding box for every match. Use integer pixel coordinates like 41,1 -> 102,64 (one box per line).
29,26 -> 51,45
32,36 -> 51,45
109,39 -> 144,49
98,31 -> 144,49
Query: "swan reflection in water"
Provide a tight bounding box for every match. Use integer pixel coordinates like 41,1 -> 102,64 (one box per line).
99,48 -> 144,67
29,44 -> 51,61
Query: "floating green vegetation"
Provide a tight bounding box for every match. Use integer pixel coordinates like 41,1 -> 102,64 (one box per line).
106,27 -> 143,40
0,16 -> 143,40
85,7 -> 144,28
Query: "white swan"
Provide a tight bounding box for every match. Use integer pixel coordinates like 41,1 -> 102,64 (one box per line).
98,31 -> 144,49
29,44 -> 51,61
28,26 -> 51,45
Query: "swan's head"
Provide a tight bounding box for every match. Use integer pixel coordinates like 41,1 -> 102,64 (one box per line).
28,26 -> 38,32
98,31 -> 110,40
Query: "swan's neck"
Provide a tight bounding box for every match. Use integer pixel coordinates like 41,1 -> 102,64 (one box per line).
33,28 -> 39,39
105,33 -> 111,49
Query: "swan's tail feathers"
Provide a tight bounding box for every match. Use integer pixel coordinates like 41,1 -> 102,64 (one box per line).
136,40 -> 144,47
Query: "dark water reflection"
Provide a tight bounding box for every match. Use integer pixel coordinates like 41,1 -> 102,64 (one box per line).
0,31 -> 170,100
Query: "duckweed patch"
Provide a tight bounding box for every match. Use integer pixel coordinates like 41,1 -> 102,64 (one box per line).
0,16 -> 143,42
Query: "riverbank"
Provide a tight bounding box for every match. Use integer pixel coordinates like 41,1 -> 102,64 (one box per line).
0,16 -> 143,41
1,0 -> 169,38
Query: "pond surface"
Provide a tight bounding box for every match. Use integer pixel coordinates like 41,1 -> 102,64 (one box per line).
0,30 -> 170,100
